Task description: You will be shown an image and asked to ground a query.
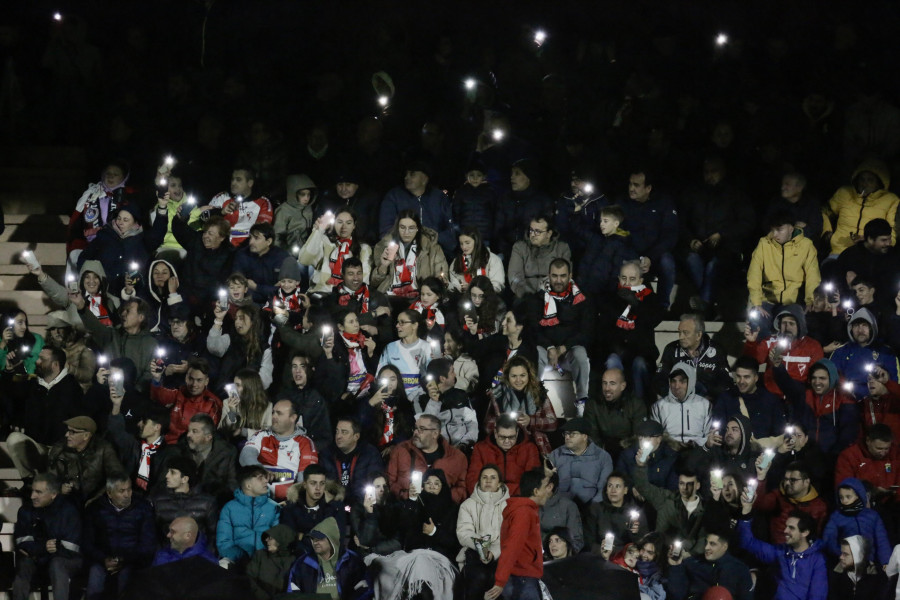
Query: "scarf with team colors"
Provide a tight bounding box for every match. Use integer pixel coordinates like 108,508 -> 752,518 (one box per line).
389,241 -> 418,297
326,238 -> 353,286
338,284 -> 370,313
410,300 -> 445,329
462,254 -> 487,284
616,284 -> 652,330
540,279 -> 585,326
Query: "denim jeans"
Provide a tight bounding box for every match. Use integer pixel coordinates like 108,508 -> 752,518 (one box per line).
606,353 -> 650,402
685,252 -> 719,304
649,251 -> 676,309
538,345 -> 590,398
501,575 -> 542,600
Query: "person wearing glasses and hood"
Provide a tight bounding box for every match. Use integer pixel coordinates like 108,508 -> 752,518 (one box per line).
830,307 -> 899,393
650,362 -> 711,449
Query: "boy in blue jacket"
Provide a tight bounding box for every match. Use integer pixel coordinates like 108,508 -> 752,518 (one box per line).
823,478 -> 892,567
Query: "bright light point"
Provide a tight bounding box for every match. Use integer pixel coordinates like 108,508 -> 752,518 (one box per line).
187,195 -> 196,205
218,288 -> 227,297
764,448 -> 774,456
464,78 -> 476,90
129,262 -> 138,271
843,382 -> 854,392
53,12 -> 62,21
155,348 -> 165,357
824,282 -> 834,292
380,378 -> 389,387
377,95 -> 388,107
164,155 -> 175,166
322,326 -> 332,335
865,363 -> 875,373
463,302 -> 472,310
843,300 -> 852,309
715,33 -> 729,46
292,245 -> 300,255
749,309 -> 759,319
583,183 -> 594,194
492,128 -> 505,142
534,29 -> 547,46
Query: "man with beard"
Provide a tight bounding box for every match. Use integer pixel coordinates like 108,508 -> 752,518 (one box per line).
754,459 -> 828,541
830,308 -> 899,393
650,363 -> 711,448
834,218 -> 900,297
743,305 -> 824,397
714,356 -> 786,446
386,414 -> 468,503
584,368 -> 647,460
667,529 -> 754,600
700,415 -> 760,482
181,413 -> 237,505
149,357 -> 222,445
318,418 -> 383,504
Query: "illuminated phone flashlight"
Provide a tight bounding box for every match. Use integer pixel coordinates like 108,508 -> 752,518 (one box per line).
365,485 -> 376,502
425,374 -> 434,382
129,262 -> 139,272
603,532 -> 614,550
380,378 -> 389,388
218,288 -> 227,299
292,245 -> 300,256
19,346 -> 29,354
388,241 -> 399,251
824,282 -> 834,293
377,95 -> 389,108
97,354 -> 107,365
629,510 -> 640,522
711,420 -> 720,431
748,308 -> 759,320
158,177 -> 167,187
672,540 -> 683,556
236,195 -> 244,203
746,478 -> 758,497
111,372 -> 123,382
534,29 -> 547,46
225,383 -> 236,396
6,318 -> 13,328
759,448 -> 775,470
155,347 -> 166,358
324,210 -> 335,225
410,470 -> 423,489
785,425 -> 795,436
320,325 -> 332,345
710,469 -> 724,488
509,411 -> 518,420
843,381 -> 854,392
429,339 -> 439,349
865,363 -> 875,373
715,32 -> 729,46
463,301 -> 473,311
186,195 -> 196,206
583,183 -> 594,194
164,155 -> 175,167
464,78 -> 476,91
842,299 -> 853,309
492,128 -> 505,142
53,12 -> 62,21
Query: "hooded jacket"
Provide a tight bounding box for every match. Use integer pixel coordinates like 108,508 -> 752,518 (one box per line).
216,488 -> 281,562
549,440 -> 613,505
747,228 -> 821,306
701,413 -> 760,480
828,159 -> 899,254
274,174 -> 316,250
667,550 -> 754,600
38,259 -> 120,332
737,519 -> 827,600
288,517 -> 371,599
120,259 -> 183,333
455,483 -> 510,563
576,228 -> 639,297
507,237 -> 572,298
466,431 -> 541,496
744,304 -> 824,396
650,363 -> 712,447
828,534 -> 890,600
494,496 -> 543,587
830,307 -> 899,392
247,523 -> 298,599
657,334 -> 732,398
823,478 -> 892,566
774,358 -> 859,455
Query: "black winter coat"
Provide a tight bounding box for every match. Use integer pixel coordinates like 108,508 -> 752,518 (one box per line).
493,188 -> 554,259
1,370 -> 84,446
453,183 -> 498,245
83,495 -> 157,567
171,216 -> 235,309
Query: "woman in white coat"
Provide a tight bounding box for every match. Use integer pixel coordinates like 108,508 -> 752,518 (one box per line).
298,206 -> 372,293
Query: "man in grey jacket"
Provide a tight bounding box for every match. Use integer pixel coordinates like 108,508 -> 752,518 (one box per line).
539,471 -> 584,553
548,418 -> 613,511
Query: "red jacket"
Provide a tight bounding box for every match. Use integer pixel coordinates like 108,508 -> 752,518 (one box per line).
466,434 -> 540,496
150,384 -> 223,444
861,381 -> 900,442
744,335 -> 823,396
495,497 -> 543,588
835,441 -> 900,500
754,479 -> 828,542
387,437 -> 468,503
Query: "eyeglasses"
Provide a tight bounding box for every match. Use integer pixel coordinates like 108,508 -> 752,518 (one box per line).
783,477 -> 807,483
66,429 -> 88,436
397,320 -> 414,325
496,434 -> 518,441
528,228 -> 548,235
398,225 -> 418,233
413,427 -> 438,433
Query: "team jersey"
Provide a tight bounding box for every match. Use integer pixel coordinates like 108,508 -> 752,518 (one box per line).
376,338 -> 439,401
245,429 -> 318,500
208,192 -> 274,246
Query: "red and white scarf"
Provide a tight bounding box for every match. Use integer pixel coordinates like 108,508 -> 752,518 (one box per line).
137,437 -> 163,490
540,279 -> 585,326
88,293 -> 112,326
461,254 -> 487,284
326,238 -> 353,286
380,402 -> 396,447
338,284 -> 370,313
615,284 -> 652,330
410,300 -> 445,329
389,242 -> 418,297
341,331 -> 373,394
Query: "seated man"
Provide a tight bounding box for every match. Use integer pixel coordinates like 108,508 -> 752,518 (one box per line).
667,529 -> 754,600
713,356 -> 786,447
548,418 -> 612,509
831,308 -> 898,393
12,473 -> 82,600
82,474 -> 156,599
834,424 -> 900,502
150,357 -> 223,445
217,466 -> 281,567
287,516 -> 370,599
616,419 -> 678,494
240,399 -> 318,500
754,459 -> 828,541
421,358 -> 478,448
230,222 -> 290,305
318,417 -> 384,505
47,416 -> 124,505
282,464 -> 347,553
466,413 -> 540,496
584,367 -> 647,460
834,217 -> 900,298
507,216 -> 572,299
650,363 -> 711,448
151,456 -> 218,547
654,314 -> 731,399
180,413 -> 237,505
387,414 -> 468,503
153,516 -> 217,566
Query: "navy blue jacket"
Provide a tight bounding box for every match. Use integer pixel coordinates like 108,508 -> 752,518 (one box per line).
231,246 -> 291,305
452,183 -> 497,245
288,548 -> 371,600
83,494 -> 157,567
493,188 -> 554,259
78,221 -> 162,296
153,532 -> 218,566
576,230 -> 639,297
616,442 -> 679,491
620,193 -> 679,259
667,552 -> 754,600
713,386 -> 786,440
14,495 -> 82,564
379,186 -> 455,255
318,442 -> 385,504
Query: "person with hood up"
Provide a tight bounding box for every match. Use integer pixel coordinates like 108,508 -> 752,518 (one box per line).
493,158 -> 555,263
507,215 -> 572,299
773,358 -> 859,456
379,160 -> 455,257
247,523 -> 297,600
576,204 -> 640,299
823,478 -> 892,567
667,529 -> 754,600
746,210 -> 821,338
744,304 -> 824,397
655,314 -> 732,399
830,307 -> 899,393
300,206 -> 373,294
826,158 -> 899,256
287,516 -> 371,599
456,464 -> 510,600
737,501 -> 827,600
700,414 -> 761,482
275,173 -> 317,251
120,258 -> 184,334
30,258 -> 120,331
399,468 -> 461,562
829,535 -> 890,600
650,362 -> 711,448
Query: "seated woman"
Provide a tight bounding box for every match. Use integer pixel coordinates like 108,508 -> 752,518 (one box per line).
324,309 -> 378,416
410,276 -> 448,340
30,259 -> 119,331
44,311 -> 95,392
484,356 -> 557,456
357,365 -> 415,454
0,309 -> 43,374
456,464 -> 509,600
449,228 -> 504,294
299,207 -> 372,293
350,472 -> 402,557
120,259 -> 184,334
400,468 -> 460,562
371,210 -> 448,309
543,527 -> 576,561
219,368 -> 273,442
466,305 -> 537,397
458,275 -> 505,339
207,303 -> 273,395
634,532 -> 666,600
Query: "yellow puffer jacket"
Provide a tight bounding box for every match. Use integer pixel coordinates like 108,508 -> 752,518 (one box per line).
827,158 -> 899,254
747,229 -> 821,306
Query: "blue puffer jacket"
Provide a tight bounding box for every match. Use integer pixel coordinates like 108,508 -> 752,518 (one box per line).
737,519 -> 827,600
379,186 -> 455,255
14,495 -> 82,565
153,531 -> 218,566
216,489 -> 280,562
823,477 -> 892,565
549,440 -> 613,505
82,494 -> 157,567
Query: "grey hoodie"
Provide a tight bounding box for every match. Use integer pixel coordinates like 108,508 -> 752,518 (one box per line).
650,362 -> 712,446
775,303 -> 809,338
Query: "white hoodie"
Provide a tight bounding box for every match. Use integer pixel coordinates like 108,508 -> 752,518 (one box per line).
650,362 -> 711,446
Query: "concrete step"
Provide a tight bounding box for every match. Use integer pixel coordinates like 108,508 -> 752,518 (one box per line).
0,215 -> 68,244
0,291 -> 55,319
0,243 -> 65,266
